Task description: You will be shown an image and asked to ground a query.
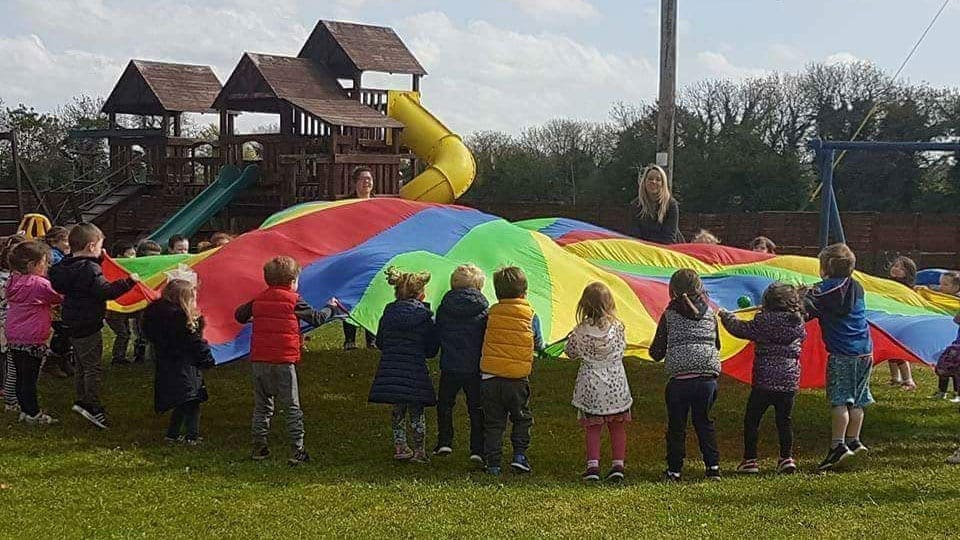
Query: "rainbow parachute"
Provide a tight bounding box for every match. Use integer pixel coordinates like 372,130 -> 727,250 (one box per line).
110,199 -> 960,388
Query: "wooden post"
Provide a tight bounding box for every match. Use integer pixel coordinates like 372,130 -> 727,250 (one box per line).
412,74 -> 421,92
656,0 -> 678,188
161,114 -> 170,138
353,71 -> 363,101
173,114 -> 182,137
10,132 -> 24,217
280,103 -> 293,135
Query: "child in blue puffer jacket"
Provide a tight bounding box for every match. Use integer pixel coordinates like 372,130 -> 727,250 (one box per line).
433,264 -> 488,462
369,266 -> 440,463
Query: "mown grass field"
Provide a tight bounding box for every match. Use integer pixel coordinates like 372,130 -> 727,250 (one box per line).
2,324 -> 959,539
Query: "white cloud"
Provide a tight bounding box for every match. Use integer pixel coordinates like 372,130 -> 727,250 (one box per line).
695,51 -> 769,80
502,0 -> 600,21
768,43 -> 803,66
0,34 -> 124,107
1,2 -> 656,135
825,51 -> 861,65
385,11 -> 656,134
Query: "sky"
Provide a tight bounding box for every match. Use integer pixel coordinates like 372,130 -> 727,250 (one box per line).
0,0 -> 957,135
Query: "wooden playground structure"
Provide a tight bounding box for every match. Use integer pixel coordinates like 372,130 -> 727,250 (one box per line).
1,20 -> 428,240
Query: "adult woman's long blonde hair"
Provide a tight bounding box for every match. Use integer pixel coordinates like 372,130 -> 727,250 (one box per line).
637,165 -> 672,224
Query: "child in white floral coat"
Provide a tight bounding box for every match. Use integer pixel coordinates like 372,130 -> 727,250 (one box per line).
567,282 -> 632,482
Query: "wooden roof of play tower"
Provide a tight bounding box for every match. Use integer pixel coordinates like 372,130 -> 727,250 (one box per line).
102,60 -> 223,115
298,20 -> 427,76
213,53 -> 402,128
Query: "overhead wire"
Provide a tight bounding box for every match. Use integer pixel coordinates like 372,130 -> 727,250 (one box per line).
807,0 -> 952,202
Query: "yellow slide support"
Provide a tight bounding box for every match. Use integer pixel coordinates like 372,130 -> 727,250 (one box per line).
387,91 -> 476,203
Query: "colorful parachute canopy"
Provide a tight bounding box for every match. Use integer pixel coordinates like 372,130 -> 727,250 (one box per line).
110,199 -> 960,388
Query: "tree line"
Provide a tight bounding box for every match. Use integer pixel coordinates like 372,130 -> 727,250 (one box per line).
2,61 -> 959,212
462,61 -> 960,213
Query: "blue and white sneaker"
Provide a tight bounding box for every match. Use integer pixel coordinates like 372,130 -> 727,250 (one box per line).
510,454 -> 531,473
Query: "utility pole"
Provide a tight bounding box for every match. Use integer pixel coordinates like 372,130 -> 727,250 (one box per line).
656,0 -> 677,188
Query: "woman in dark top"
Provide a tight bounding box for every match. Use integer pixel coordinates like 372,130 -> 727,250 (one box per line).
634,165 -> 680,244
344,166 -> 377,350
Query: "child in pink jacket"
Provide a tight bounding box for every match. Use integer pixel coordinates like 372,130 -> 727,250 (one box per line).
5,241 -> 63,424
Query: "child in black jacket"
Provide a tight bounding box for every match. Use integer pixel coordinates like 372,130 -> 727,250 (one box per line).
434,264 -> 489,461
49,224 -> 136,429
143,278 -> 215,444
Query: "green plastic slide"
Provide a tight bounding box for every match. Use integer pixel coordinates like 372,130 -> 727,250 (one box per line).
148,164 -> 258,247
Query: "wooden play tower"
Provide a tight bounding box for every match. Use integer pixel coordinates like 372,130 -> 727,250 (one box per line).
3,20 -> 427,240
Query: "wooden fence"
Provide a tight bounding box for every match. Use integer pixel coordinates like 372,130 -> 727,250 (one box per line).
469,202 -> 960,273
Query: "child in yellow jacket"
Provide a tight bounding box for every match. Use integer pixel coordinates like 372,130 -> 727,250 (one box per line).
479,266 -> 543,475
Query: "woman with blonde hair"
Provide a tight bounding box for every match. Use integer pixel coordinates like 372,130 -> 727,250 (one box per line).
633,165 -> 680,244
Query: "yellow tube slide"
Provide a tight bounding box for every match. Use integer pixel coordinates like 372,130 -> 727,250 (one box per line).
387,90 -> 476,203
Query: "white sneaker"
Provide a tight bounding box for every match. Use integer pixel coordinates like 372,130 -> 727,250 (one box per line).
4,403 -> 20,413
947,448 -> 960,464
24,412 -> 59,425
951,394 -> 960,404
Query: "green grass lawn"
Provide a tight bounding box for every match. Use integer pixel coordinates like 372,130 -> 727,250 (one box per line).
2,325 -> 959,538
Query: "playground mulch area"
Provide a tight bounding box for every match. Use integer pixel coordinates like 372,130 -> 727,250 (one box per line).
1,325 -> 959,538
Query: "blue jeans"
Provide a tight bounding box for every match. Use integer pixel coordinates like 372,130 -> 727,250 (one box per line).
665,376 -> 719,472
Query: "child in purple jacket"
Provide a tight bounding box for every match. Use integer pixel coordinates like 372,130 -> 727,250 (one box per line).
4,241 -> 63,424
720,282 -> 806,475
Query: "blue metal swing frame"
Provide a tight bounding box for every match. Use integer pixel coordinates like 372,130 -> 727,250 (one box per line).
809,139 -> 960,248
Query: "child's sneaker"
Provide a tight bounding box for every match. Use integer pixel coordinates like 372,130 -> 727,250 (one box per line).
777,457 -> 797,474
887,378 -> 902,387
930,391 -> 948,400
394,443 -> 414,460
410,449 -> 430,463
469,454 -> 484,464
164,436 -> 183,446
581,467 -> 601,482
605,465 -> 625,482
184,437 -> 203,447
736,459 -> 760,474
343,341 -> 357,351
900,380 -> 917,391
72,403 -> 108,429
663,470 -> 682,483
951,393 -> 960,404
510,454 -> 531,473
486,465 -> 502,476
4,403 -> 20,413
252,446 -> 271,461
288,447 -> 310,466
433,445 -> 453,456
817,444 -> 854,471
947,448 -> 960,464
705,465 -> 721,481
847,439 -> 868,454
24,412 -> 59,425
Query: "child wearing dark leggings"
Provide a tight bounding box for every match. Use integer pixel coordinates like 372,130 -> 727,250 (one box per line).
720,282 -> 806,474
